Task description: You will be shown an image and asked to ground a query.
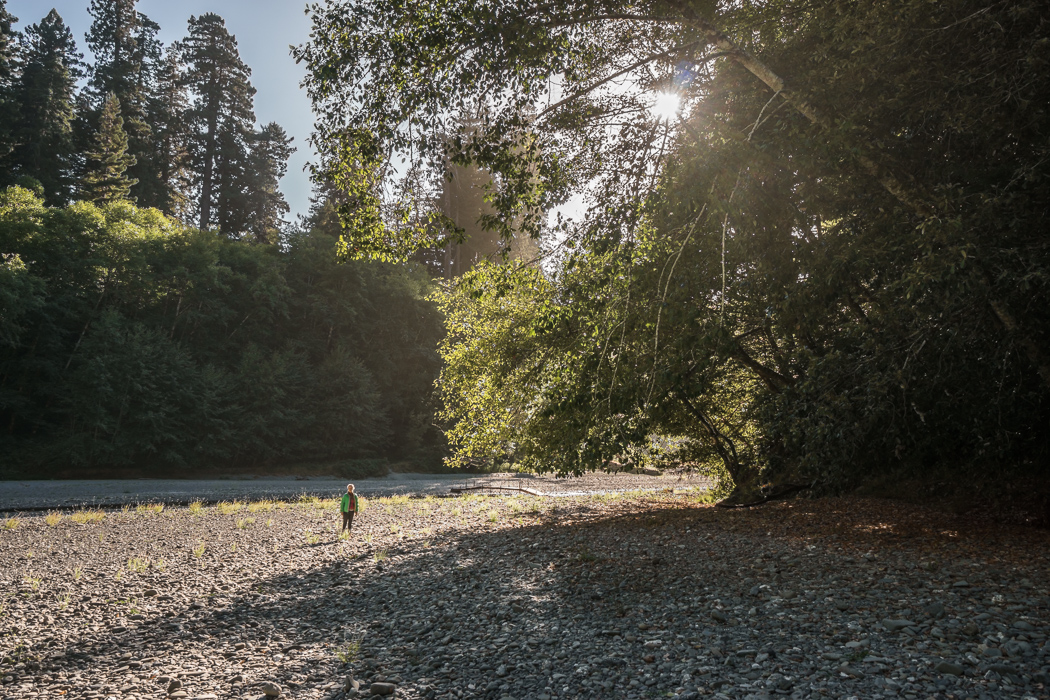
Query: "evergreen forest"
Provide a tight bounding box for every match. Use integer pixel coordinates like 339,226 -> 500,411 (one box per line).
0,0 -> 445,476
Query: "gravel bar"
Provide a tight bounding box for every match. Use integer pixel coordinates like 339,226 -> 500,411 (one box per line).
0,492 -> 1047,700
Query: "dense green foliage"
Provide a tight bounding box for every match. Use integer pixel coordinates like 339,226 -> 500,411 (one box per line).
0,187 -> 444,475
301,0 -> 1050,493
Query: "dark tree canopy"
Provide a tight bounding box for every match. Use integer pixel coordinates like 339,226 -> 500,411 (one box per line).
298,0 -> 1050,494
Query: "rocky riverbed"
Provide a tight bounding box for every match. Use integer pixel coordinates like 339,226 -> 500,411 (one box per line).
1,490 -> 1047,700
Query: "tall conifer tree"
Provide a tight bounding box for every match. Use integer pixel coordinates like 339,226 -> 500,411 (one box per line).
145,46 -> 191,218
244,122 -> 294,243
81,92 -> 136,203
85,0 -> 161,206
0,1 -> 19,183
10,10 -> 81,204
179,13 -> 256,233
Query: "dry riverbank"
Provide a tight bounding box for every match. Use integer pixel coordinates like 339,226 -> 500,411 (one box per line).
0,491 -> 1047,700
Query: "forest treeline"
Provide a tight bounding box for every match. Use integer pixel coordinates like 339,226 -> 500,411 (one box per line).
0,0 -> 446,476
0,0 -> 292,240
0,187 -> 444,475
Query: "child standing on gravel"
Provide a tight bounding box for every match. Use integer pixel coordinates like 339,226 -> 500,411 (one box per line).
340,484 -> 359,535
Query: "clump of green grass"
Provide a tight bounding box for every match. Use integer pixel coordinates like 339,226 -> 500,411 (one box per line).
338,529 -> 350,541
192,542 -> 206,558
487,509 -> 500,523
44,511 -> 63,527
72,566 -> 83,581
248,500 -> 274,513
305,531 -> 320,545
334,634 -> 365,664
188,500 -> 204,515
217,501 -> 242,515
235,517 -> 255,530
127,557 -> 149,573
70,509 -> 105,524
23,575 -> 41,591
373,548 -> 388,563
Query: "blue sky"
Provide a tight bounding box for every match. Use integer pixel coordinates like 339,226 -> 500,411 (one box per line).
9,0 -> 317,221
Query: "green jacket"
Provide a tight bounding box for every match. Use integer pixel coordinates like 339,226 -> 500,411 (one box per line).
340,492 -> 359,513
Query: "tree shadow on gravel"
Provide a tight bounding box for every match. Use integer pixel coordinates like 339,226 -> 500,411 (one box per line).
38,498 -> 1050,700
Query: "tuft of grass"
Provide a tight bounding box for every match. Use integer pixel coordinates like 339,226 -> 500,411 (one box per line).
134,502 -> 163,515
305,531 -> 320,545
217,501 -> 242,515
72,566 -> 83,581
373,548 -> 388,563
3,517 -> 20,530
155,558 -> 167,572
487,509 -> 500,523
58,593 -> 71,611
266,518 -> 274,527
45,511 -> 63,527
363,533 -> 374,545
338,530 -> 350,541
334,635 -> 364,664
192,542 -> 206,558
23,575 -> 41,591
71,509 -> 105,524
127,557 -> 149,573
235,517 -> 255,530
188,500 -> 204,515
248,500 -> 274,513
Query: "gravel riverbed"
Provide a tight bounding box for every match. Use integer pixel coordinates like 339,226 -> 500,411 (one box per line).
1,490 -> 1047,700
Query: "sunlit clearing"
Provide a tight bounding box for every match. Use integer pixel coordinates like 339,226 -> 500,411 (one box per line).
652,92 -> 681,122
